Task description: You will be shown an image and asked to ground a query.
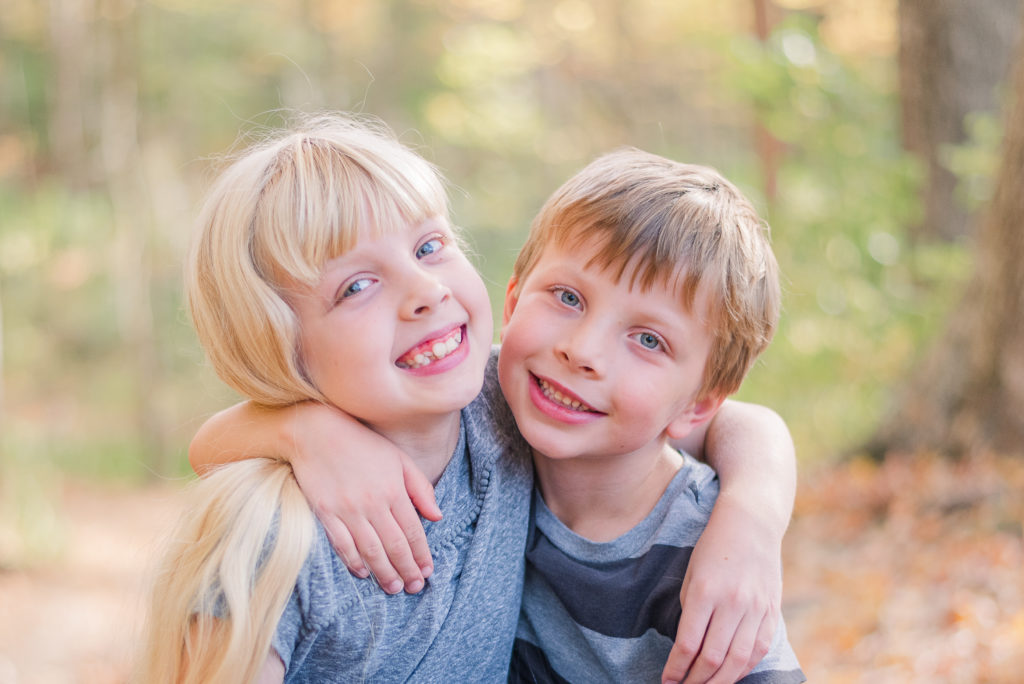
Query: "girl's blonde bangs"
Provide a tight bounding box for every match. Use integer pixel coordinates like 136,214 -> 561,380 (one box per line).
250,129 -> 449,288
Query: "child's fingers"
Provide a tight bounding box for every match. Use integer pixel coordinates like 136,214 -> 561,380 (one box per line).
390,497 -> 434,580
677,607 -> 731,683
402,452 -> 442,522
323,518 -> 369,578
743,609 -> 775,675
344,517 -> 406,594
376,507 -> 429,593
696,610 -> 762,684
357,510 -> 430,594
662,592 -> 712,683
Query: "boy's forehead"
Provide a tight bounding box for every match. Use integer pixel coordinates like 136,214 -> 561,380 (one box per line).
546,230 -> 682,291
529,232 -> 717,322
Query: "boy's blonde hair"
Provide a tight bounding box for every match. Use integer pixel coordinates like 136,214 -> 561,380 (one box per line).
512,147 -> 780,400
186,113 -> 449,407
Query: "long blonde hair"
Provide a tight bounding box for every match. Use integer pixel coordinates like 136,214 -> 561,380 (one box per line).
137,113 -> 448,682
136,458 -> 315,683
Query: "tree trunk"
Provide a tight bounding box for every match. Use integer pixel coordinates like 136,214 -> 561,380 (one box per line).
752,0 -> 783,205
48,0 -> 93,188
869,15 -> 1024,457
898,0 -> 1021,242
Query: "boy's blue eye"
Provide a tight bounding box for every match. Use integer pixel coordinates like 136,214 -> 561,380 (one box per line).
638,332 -> 661,350
559,290 -> 580,307
342,277 -> 373,298
416,238 -> 443,259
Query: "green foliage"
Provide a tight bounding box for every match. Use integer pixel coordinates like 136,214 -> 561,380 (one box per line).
721,17 -> 972,461
0,1 -> 988,503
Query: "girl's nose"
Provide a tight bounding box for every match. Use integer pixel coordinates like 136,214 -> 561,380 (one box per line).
400,268 -> 451,319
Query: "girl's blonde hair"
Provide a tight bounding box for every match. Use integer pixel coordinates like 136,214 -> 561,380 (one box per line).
186,112 -> 449,407
138,114 -> 447,681
135,458 -> 315,684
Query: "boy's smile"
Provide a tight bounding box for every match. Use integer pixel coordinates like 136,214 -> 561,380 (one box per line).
530,373 -> 604,422
497,240 -> 722,467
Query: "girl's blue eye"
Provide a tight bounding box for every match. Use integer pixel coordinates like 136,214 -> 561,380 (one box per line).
342,277 -> 373,298
638,332 -> 661,350
416,238 -> 443,259
559,290 -> 581,307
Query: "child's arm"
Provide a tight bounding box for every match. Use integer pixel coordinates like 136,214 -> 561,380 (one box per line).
190,400 -> 442,594
662,399 -> 796,684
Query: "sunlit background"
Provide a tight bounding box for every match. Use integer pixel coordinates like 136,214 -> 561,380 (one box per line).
2,0 -> 975,482
2,0 -> 1021,681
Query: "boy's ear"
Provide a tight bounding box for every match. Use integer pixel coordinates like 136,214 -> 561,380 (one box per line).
665,394 -> 726,442
502,276 -> 520,328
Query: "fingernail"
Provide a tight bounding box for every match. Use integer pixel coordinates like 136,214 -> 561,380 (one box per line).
385,580 -> 403,594
421,565 -> 433,579
407,579 -> 424,593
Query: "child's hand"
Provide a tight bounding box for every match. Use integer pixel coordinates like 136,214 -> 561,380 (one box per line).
285,402 -> 442,594
661,496 -> 780,684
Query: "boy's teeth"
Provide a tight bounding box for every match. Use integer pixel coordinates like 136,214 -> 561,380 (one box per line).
397,328 -> 463,369
538,379 -> 590,411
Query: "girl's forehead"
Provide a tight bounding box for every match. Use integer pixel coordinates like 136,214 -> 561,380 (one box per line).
348,212 -> 448,247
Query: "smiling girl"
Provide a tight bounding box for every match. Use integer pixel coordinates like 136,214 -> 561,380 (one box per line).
136,114 -> 533,683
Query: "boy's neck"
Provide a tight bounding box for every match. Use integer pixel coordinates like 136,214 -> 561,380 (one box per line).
532,441 -> 683,543
375,411 -> 462,486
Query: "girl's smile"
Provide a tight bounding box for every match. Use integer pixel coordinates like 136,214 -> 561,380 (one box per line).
396,325 -> 469,374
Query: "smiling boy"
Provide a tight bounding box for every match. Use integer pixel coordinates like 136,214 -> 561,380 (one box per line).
500,148 -> 805,683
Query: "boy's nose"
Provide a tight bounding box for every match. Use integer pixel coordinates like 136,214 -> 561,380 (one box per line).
555,324 -> 605,376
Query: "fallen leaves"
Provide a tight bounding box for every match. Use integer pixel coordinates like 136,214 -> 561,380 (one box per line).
784,450 -> 1024,683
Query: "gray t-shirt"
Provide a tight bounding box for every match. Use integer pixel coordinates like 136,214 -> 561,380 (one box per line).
511,453 -> 806,683
272,351 -> 532,682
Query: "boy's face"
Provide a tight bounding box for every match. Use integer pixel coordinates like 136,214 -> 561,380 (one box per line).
288,216 -> 492,435
497,240 -> 722,463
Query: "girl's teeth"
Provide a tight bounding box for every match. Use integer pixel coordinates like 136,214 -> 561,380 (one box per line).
398,328 -> 464,369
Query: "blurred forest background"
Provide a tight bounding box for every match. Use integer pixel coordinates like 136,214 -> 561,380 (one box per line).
2,0 -> 1024,681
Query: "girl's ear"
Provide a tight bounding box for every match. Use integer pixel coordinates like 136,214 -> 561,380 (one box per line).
502,276 -> 520,327
665,394 -> 726,442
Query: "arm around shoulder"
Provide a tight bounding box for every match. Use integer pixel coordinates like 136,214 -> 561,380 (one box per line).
189,398 -> 443,594
662,400 -> 796,683
702,399 -> 796,539
189,401 -> 297,474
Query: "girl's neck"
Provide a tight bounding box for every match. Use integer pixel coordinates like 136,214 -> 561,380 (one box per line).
373,411 -> 462,485
532,441 -> 683,542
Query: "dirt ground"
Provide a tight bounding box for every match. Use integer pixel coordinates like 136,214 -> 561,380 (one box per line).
0,481 -> 184,684
1,452 -> 1023,683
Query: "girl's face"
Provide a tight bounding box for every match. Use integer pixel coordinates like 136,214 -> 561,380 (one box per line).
287,216 -> 492,437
